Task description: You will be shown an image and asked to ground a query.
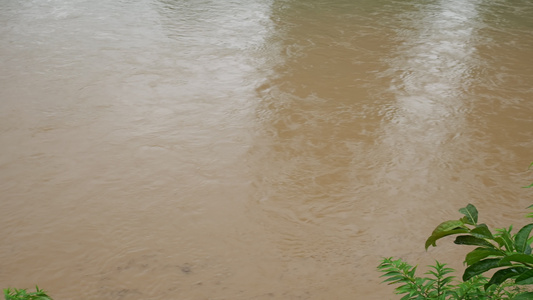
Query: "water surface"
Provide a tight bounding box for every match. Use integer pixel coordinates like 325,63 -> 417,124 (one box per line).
1,0 -> 532,299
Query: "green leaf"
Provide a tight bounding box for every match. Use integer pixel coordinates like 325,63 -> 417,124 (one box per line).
494,237 -> 512,251
383,276 -> 407,284
408,266 -> 417,278
454,235 -> 496,249
515,224 -> 533,253
459,204 -> 478,225
463,258 -> 508,281
440,276 -> 454,285
515,269 -> 533,285
499,254 -> 533,266
524,244 -> 532,255
512,292 -> 533,300
494,228 -> 515,251
470,224 -> 494,239
465,248 -> 503,266
485,267 -> 523,287
425,220 -> 468,249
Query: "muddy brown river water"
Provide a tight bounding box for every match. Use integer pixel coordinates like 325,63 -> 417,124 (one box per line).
1,0 -> 533,299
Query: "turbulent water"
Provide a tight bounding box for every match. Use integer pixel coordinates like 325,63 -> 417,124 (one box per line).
1,0 -> 532,299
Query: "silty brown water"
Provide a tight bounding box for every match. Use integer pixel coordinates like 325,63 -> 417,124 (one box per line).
1,0 -> 532,299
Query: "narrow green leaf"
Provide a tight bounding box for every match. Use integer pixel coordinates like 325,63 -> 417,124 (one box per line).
408,266 -> 417,278
440,276 -> 455,285
459,204 -> 478,225
425,228 -> 470,250
515,224 -> 533,253
515,269 -> 533,285
454,235 -> 496,249
524,244 -> 532,255
430,220 -> 467,235
464,248 -> 503,266
485,267 -> 522,288
425,220 -> 468,249
463,258 -> 508,281
499,254 -> 533,266
470,224 -> 494,239
512,292 -> 533,300
383,276 -> 407,284
494,237 -> 513,251
380,271 -> 401,278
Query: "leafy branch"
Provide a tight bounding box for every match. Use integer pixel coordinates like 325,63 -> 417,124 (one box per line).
380,163 -> 533,299
425,204 -> 533,297
3,286 -> 53,300
378,257 -> 519,299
